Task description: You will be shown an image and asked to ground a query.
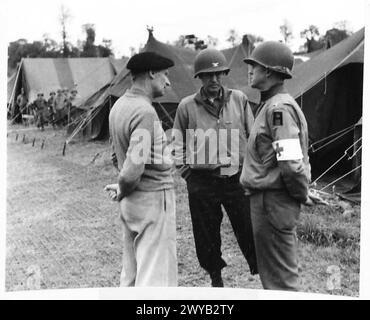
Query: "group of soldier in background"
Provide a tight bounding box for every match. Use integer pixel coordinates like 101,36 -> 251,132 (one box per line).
14,87 -> 80,130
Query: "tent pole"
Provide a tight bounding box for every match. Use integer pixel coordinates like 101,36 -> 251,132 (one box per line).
157,102 -> 174,126
9,59 -> 23,117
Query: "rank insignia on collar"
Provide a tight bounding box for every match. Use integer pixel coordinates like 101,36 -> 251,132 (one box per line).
273,111 -> 283,126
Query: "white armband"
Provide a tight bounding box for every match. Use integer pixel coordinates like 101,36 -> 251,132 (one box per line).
272,139 -> 303,161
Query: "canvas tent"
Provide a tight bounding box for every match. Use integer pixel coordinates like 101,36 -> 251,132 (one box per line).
70,30 -> 258,141
8,57 -> 122,120
7,72 -> 17,104
285,27 -> 364,182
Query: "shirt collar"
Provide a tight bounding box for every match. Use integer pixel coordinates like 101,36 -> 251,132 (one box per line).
194,86 -> 232,105
260,83 -> 287,102
127,86 -> 152,103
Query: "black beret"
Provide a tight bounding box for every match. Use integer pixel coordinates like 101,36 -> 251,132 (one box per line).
126,51 -> 174,73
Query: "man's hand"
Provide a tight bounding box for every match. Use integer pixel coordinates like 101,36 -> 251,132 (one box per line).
104,184 -> 124,202
303,189 -> 329,206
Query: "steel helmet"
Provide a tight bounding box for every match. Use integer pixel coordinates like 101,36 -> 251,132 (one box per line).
243,41 -> 294,79
194,48 -> 230,78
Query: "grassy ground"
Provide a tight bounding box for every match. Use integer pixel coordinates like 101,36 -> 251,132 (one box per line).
6,123 -> 360,296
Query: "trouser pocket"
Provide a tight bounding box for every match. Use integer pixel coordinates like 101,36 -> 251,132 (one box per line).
263,190 -> 300,231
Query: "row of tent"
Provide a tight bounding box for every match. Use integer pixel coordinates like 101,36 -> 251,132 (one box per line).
8,28 -> 364,197
7,57 -> 128,118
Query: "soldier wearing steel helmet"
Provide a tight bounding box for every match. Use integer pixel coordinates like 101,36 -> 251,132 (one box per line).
173,48 -> 258,287
240,41 -> 314,291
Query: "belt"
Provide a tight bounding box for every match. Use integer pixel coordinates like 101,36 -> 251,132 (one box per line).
190,168 -> 241,181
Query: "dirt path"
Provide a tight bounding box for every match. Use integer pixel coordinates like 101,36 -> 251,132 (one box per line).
6,125 -> 261,291
6,127 -> 124,290
7,124 -> 359,295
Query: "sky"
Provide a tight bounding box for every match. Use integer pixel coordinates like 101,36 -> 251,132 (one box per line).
3,0 -> 368,57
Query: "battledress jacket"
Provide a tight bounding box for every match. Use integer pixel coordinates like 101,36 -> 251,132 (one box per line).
172,87 -> 254,177
240,91 -> 311,203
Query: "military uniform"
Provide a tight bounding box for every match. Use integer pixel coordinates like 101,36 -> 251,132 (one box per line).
173,48 -> 258,286
109,52 -> 177,287
47,93 -> 56,127
32,97 -> 48,130
241,41 -> 311,291
15,92 -> 28,123
240,84 -> 311,290
53,93 -> 67,126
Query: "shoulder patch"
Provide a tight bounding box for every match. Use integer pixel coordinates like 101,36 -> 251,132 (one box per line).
273,111 -> 283,126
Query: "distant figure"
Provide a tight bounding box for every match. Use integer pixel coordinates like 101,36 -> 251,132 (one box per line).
63,88 -> 70,101
53,89 -> 67,127
15,88 -> 28,123
66,89 -> 81,125
47,91 -> 56,128
31,92 -> 47,131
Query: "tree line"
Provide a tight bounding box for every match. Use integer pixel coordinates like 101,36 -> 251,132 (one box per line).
170,20 -> 353,54
8,7 -> 354,76
8,24 -> 114,72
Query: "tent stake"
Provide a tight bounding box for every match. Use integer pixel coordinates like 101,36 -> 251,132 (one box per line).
15,133 -> 19,141
62,142 -> 67,156
32,138 -> 36,147
22,134 -> 26,143
41,139 -> 45,149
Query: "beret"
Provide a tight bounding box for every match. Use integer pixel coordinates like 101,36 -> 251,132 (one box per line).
127,51 -> 174,73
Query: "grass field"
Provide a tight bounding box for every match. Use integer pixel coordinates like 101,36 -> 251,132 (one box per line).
6,123 -> 360,296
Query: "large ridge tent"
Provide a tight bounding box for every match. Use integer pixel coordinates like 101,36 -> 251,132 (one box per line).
8,57 -> 125,120
65,57 -> 129,140
70,30 -> 258,141
285,27 -> 364,182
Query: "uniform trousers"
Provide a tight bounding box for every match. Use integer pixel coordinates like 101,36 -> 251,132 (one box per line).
186,171 -> 258,275
119,189 -> 177,287
250,189 -> 300,291
35,110 -> 45,129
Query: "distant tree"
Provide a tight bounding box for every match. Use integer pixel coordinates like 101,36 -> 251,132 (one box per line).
81,24 -> 113,57
81,23 -> 97,57
41,33 -> 62,57
99,38 -> 114,57
129,47 -> 137,57
8,39 -> 55,70
333,20 -> 351,32
300,25 -> 325,53
172,34 -> 207,50
173,35 -> 187,48
59,4 -> 72,57
279,19 -> 293,44
226,29 -> 241,47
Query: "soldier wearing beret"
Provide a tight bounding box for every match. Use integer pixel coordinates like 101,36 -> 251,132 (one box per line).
240,41 -> 318,290
105,52 -> 177,286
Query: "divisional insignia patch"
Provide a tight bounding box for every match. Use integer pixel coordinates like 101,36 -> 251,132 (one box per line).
273,111 -> 283,126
